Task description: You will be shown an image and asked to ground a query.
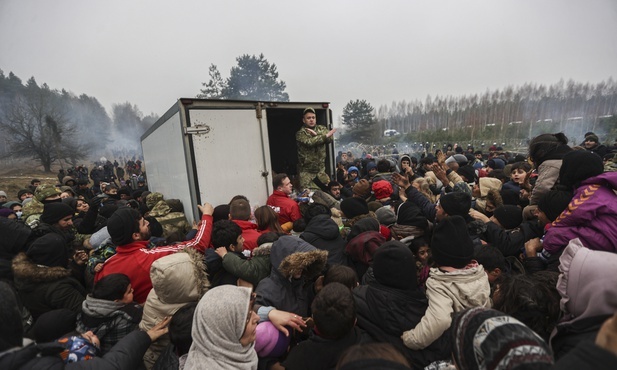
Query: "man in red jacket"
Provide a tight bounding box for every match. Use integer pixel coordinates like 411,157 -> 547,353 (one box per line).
94,203 -> 213,304
267,173 -> 301,232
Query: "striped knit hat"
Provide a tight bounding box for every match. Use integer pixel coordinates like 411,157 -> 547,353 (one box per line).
451,307 -> 553,370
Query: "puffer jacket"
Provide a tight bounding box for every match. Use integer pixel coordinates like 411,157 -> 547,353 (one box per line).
139,248 -> 210,369
255,236 -> 328,317
401,264 -> 491,350
542,172 -> 617,259
148,200 -> 191,241
221,242 -> 272,287
354,283 -> 450,369
301,214 -> 349,266
12,253 -> 86,321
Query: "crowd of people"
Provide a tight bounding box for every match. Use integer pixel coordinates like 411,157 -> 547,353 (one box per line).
1,120 -> 617,370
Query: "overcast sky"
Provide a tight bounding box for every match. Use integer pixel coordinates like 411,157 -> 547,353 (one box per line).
1,0 -> 616,123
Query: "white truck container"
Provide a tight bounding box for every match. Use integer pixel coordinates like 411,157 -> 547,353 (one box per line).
141,98 -> 335,222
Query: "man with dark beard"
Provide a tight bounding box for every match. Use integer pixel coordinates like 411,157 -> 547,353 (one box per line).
94,203 -> 214,304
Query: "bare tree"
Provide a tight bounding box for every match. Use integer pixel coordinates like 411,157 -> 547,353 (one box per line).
0,87 -> 86,172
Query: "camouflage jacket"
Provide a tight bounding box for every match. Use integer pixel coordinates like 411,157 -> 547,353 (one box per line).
296,124 -> 333,173
149,200 -> 191,241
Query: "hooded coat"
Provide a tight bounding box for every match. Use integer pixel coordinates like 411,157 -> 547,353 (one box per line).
301,214 -> 349,266
551,238 -> 617,359
400,265 -> 491,350
140,249 -> 210,369
12,253 -> 86,321
184,286 -> 257,370
255,236 -> 328,317
474,177 -> 503,213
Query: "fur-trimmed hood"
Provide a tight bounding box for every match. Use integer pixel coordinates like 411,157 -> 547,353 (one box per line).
12,252 -> 71,283
252,242 -> 273,257
270,236 -> 328,280
149,248 -> 210,304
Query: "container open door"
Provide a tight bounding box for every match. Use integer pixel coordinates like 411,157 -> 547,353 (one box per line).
185,102 -> 272,210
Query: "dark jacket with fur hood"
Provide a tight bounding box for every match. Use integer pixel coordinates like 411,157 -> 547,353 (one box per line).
12,253 -> 86,321
301,214 -> 349,267
255,236 -> 328,317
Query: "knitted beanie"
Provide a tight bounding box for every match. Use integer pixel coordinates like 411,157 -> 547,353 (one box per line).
375,207 -> 396,225
457,165 -> 477,183
492,205 -> 523,230
537,190 -> 572,222
451,307 -> 554,370
585,134 -> 599,143
40,203 -> 74,225
366,162 -> 377,171
352,179 -> 371,198
107,207 -> 141,246
17,188 -> 32,199
367,201 -> 383,213
558,150 -> 604,190
439,192 -> 471,217
487,158 -> 506,170
431,216 -> 473,268
373,241 -> 417,291
340,197 -> 369,219
372,180 -> 393,200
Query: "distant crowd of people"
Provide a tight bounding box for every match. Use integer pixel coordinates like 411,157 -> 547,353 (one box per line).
1,124 -> 617,370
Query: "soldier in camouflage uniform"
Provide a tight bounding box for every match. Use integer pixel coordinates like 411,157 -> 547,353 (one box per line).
295,107 -> 336,190
146,192 -> 191,242
22,184 -> 62,225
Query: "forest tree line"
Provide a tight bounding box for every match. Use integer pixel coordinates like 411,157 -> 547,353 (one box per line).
369,78 -> 617,148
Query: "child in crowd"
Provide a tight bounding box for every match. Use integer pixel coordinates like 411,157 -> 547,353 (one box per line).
409,237 -> 431,289
206,220 -> 246,287
76,273 -> 142,354
401,216 -> 491,351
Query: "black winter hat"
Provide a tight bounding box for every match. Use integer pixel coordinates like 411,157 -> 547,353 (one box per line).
373,241 -> 418,291
431,216 -> 474,268
40,203 -> 74,225
439,192 -> 472,217
340,197 -> 369,219
537,190 -> 572,222
558,150 -> 604,190
457,165 -> 477,183
17,188 -> 31,199
492,205 -> 522,229
107,207 -> 141,246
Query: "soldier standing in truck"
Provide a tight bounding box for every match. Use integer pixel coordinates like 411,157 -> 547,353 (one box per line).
295,107 -> 336,190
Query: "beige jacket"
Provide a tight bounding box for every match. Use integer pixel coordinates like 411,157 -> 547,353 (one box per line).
139,249 -> 209,369
401,265 -> 491,350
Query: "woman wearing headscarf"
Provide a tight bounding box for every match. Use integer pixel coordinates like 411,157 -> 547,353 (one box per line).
184,285 -> 259,370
